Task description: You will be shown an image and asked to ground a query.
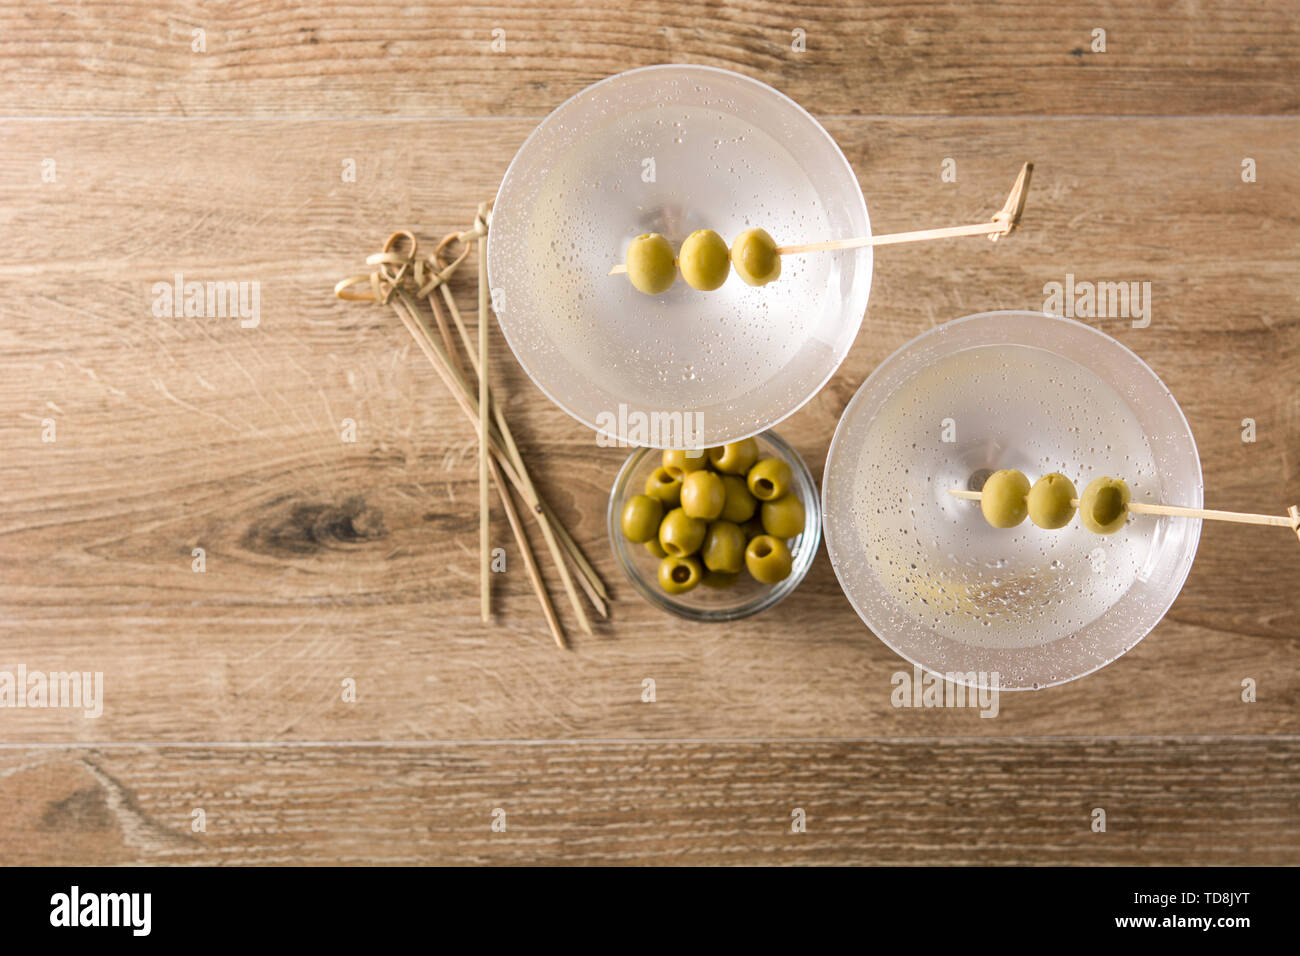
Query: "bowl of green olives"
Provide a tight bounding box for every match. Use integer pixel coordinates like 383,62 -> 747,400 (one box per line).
607,431 -> 821,621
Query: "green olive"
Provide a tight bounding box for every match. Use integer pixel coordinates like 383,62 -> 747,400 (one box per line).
1027,473 -> 1078,530
979,469 -> 1030,528
625,233 -> 676,295
659,507 -> 707,557
678,229 -> 730,291
1079,476 -> 1130,534
662,448 -> 709,479
761,493 -> 805,539
707,438 -> 760,475
644,466 -> 683,508
741,515 -> 767,541
702,570 -> 739,590
747,457 -> 792,501
730,227 -> 781,287
701,520 -> 746,574
745,534 -> 793,584
719,474 -> 758,523
644,537 -> 668,559
619,493 -> 664,543
681,470 -> 725,520
658,555 -> 703,594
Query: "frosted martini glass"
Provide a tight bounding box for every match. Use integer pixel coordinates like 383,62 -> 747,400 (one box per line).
822,311 -> 1203,691
488,64 -> 871,448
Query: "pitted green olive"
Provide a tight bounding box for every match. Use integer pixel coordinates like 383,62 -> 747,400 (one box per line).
980,469 -> 1030,529
1027,473 -> 1077,530
662,449 -> 709,478
681,470 -> 725,520
625,233 -> 676,294
730,228 -> 781,286
745,534 -> 793,584
658,555 -> 703,594
747,457 -> 792,501
719,474 -> 757,524
701,520 -> 746,574
761,494 -> 805,539
620,493 -> 664,543
678,229 -> 730,291
658,507 -> 706,557
644,466 -> 683,508
707,439 -> 759,475
1080,476 -> 1130,535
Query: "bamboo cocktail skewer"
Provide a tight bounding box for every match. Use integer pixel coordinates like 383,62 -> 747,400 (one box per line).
431,231 -> 599,576
609,162 -> 1033,275
335,225 -> 607,647
947,488 -> 1300,540
408,238 -> 568,649
431,229 -> 601,631
486,442 -> 609,619
496,464 -> 566,645
540,500 -> 610,604
383,287 -> 565,647
369,227 -> 608,624
475,205 -> 491,623
398,291 -> 596,634
390,289 -> 578,630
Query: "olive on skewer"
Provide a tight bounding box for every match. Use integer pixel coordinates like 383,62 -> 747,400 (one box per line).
949,473 -> 1299,542
610,163 -> 1036,294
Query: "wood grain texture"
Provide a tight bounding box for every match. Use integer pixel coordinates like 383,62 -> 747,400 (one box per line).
0,117 -> 1295,744
2,1 -> 1298,118
2,739 -> 1295,865
2,1 -> 1299,866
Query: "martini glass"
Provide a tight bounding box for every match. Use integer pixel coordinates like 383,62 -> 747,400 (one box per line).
822,311 -> 1203,690
488,65 -> 872,448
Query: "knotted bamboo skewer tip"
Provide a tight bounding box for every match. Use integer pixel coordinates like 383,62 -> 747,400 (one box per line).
333,213 -> 606,649
987,161 -> 1033,241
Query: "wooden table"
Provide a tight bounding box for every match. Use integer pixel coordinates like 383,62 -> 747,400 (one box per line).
1,1 -> 1297,865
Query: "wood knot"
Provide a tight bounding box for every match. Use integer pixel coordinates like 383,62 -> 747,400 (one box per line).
245,495 -> 387,556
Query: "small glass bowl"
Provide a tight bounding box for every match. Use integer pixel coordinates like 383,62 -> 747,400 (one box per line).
607,430 -> 821,622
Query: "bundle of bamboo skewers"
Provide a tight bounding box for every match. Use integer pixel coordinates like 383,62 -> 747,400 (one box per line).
334,204 -> 605,649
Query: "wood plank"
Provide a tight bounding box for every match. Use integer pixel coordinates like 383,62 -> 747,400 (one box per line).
2,739 -> 1295,864
0,117 -> 1296,742
1,1 -> 1298,118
